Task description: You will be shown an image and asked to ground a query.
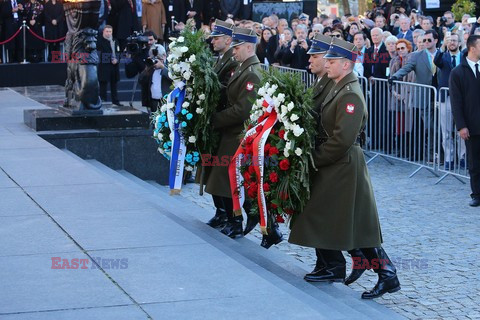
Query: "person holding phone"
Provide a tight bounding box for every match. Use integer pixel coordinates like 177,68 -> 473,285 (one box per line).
281,23 -> 311,70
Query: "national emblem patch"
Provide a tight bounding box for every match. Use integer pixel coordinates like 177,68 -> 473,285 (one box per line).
346,104 -> 355,114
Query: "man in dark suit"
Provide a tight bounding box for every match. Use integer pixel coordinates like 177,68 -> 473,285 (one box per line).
162,0 -> 186,40
97,25 -> 122,106
202,0 -> 219,25
434,33 -> 466,170
219,0 -> 240,20
363,27 -> 391,151
110,0 -> 139,51
396,16 -> 413,44
185,0 -> 203,30
0,0 -> 22,62
449,35 -> 480,207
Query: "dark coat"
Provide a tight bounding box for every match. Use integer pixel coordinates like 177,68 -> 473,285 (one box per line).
44,0 -> 65,40
21,0 -> 45,50
185,0 -> 203,30
0,0 -> 21,51
396,29 -> 413,44
281,39 -> 311,70
205,55 -> 261,198
312,75 -> 334,112
219,0 -> 239,19
97,36 -> 120,83
434,49 -> 464,102
202,0 -> 219,25
363,42 -> 390,79
110,0 -> 139,40
449,57 -> 480,135
289,72 -> 383,250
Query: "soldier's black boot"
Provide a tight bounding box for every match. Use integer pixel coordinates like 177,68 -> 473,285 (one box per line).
243,214 -> 259,235
206,208 -> 228,228
220,214 -> 243,238
361,247 -> 401,299
305,248 -> 326,277
260,218 -> 283,249
304,249 -> 345,282
344,248 -> 369,285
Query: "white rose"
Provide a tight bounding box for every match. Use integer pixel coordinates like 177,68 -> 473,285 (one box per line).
196,108 -> 204,114
188,136 -> 196,143
292,125 -> 304,137
290,114 -> 299,122
266,87 -> 276,96
258,87 -> 266,96
283,149 -> 290,158
167,102 -> 175,109
287,101 -> 295,111
184,71 -> 191,80
155,115 -> 161,123
285,141 -> 292,150
170,133 -> 174,141
189,54 -> 196,63
185,165 -> 193,171
283,122 -> 291,130
157,133 -> 163,141
160,104 -> 167,112
281,105 -> 288,115
295,148 -> 302,156
177,36 -> 184,43
277,93 -> 286,103
182,102 -> 190,108
198,94 -> 205,100
179,46 -> 188,53
158,147 -> 165,154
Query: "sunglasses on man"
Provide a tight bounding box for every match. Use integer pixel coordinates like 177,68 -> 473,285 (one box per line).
423,38 -> 433,43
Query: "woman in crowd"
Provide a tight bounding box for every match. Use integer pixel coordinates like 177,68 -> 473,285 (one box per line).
20,0 -> 44,63
273,27 -> 293,66
389,39 -> 415,158
385,35 -> 398,60
44,0 -> 65,62
256,27 -> 272,65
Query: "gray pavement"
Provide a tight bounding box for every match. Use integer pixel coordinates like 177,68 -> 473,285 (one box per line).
176,150 -> 480,319
0,88 -> 403,319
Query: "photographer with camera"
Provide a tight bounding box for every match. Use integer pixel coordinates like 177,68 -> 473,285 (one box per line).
281,24 -> 311,70
125,30 -> 157,79
138,44 -> 172,113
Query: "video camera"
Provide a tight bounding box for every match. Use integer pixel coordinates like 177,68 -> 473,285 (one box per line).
144,48 -> 159,67
126,31 -> 150,54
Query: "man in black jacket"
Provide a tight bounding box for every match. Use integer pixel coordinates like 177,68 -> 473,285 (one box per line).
97,25 -> 122,106
281,24 -> 311,70
449,35 -> 480,207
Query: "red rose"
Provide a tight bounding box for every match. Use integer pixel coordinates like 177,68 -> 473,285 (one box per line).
279,159 -> 290,171
285,208 -> 294,215
243,181 -> 249,188
263,183 -> 270,192
278,129 -> 286,139
276,215 -> 285,223
270,203 -> 278,209
269,147 -> 279,156
270,129 -> 275,135
245,145 -> 253,155
246,136 -> 254,146
243,171 -> 251,182
248,165 -> 256,174
269,172 -> 278,183
279,191 -> 289,200
255,125 -> 264,133
264,143 -> 271,154
248,184 -> 258,198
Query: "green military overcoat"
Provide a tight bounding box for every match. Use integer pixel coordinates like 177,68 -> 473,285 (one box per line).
312,74 -> 335,110
205,55 -> 261,198
197,48 -> 239,187
289,72 -> 383,251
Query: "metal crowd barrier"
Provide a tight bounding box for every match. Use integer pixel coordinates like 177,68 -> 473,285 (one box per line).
434,87 -> 469,184
263,65 -> 470,184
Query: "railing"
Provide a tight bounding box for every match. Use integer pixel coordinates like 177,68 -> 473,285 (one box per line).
263,64 -> 469,183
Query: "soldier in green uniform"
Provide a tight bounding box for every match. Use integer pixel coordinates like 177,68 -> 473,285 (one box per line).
203,19 -> 239,229
205,27 -> 262,238
289,38 -> 401,299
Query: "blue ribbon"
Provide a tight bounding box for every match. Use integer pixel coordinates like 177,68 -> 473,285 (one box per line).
169,87 -> 186,190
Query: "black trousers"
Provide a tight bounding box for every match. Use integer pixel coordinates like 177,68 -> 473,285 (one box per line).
315,249 -> 346,268
220,196 -> 251,217
99,78 -> 119,103
466,135 -> 480,199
